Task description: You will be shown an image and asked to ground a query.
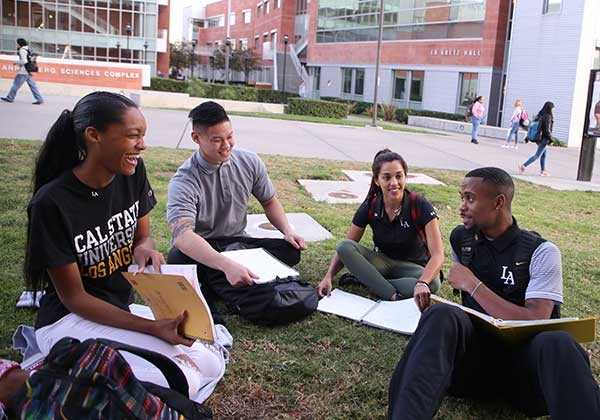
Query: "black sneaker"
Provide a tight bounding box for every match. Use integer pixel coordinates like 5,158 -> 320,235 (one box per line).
32,101 -> 43,105
339,272 -> 361,287
1,97 -> 13,103
471,138 -> 479,144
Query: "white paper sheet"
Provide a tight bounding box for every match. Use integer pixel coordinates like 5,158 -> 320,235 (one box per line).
361,299 -> 421,335
128,264 -> 201,295
317,289 -> 377,322
220,248 -> 299,284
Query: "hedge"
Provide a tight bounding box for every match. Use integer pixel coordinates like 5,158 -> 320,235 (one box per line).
146,78 -> 189,93
286,98 -> 348,119
395,108 -> 466,124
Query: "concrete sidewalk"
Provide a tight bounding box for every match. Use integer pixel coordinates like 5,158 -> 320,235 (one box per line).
1,92 -> 599,190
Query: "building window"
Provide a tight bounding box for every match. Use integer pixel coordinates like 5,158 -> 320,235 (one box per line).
410,71 -> 424,102
297,0 -> 308,14
230,12 -> 235,26
255,36 -> 259,49
393,70 -> 407,100
257,4 -> 261,18
543,0 -> 562,14
275,0 -> 281,9
311,66 -> 321,91
458,72 -> 479,112
265,0 -> 270,14
243,10 -> 251,24
341,68 -> 365,97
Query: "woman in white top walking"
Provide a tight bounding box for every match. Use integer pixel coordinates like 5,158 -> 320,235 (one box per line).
503,100 -> 523,148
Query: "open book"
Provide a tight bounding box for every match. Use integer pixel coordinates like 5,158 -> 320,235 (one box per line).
220,248 -> 299,284
123,264 -> 215,343
317,289 -> 421,335
431,295 -> 597,343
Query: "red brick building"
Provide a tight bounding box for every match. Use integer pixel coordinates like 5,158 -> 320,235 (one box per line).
195,0 -> 511,124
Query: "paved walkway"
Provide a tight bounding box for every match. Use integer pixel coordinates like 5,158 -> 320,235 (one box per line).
1,93 -> 599,189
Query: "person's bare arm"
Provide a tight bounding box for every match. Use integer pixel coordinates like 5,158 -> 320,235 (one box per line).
261,196 -> 307,250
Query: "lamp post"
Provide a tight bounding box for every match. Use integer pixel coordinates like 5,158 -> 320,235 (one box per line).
371,0 -> 385,128
116,41 -> 121,62
209,56 -> 214,83
125,24 -> 132,63
190,39 -> 197,78
143,40 -> 148,64
282,34 -> 289,92
224,37 -> 231,85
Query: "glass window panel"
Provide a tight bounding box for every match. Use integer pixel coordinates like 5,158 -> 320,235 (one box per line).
16,0 -> 29,26
354,68 -> 364,95
393,70 -> 407,100
97,7 -> 108,33
57,5 -> 69,30
410,70 -> 424,102
458,72 -> 478,108
134,12 -> 143,36
342,68 -> 352,94
82,7 -> 95,32
3,0 -> 16,26
543,0 -> 561,14
110,0 -> 120,10
70,6 -> 82,31
31,1 -> 42,27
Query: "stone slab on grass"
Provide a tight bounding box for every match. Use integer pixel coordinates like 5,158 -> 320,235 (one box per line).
298,179 -> 369,204
245,213 -> 333,241
342,170 -> 445,185
513,175 -> 600,191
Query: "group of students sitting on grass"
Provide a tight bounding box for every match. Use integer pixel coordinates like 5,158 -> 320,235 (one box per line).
0,92 -> 598,419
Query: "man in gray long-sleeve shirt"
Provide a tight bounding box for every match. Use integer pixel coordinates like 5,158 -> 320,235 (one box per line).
1,38 -> 43,105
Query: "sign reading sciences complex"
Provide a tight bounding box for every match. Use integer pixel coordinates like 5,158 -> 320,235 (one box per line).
0,55 -> 150,90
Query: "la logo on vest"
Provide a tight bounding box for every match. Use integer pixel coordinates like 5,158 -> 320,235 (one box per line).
500,266 -> 515,285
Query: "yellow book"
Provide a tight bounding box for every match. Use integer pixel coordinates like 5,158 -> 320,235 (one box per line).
122,271 -> 215,344
430,295 -> 596,344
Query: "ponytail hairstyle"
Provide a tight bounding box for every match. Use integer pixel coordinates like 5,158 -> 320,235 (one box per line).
25,91 -> 138,292
366,148 -> 408,200
32,91 -> 138,193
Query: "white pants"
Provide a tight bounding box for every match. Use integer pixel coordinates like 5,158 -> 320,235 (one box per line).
35,312 -> 225,402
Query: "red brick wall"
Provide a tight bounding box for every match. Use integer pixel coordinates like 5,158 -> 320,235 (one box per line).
157,1 -> 170,76
306,0 -> 510,69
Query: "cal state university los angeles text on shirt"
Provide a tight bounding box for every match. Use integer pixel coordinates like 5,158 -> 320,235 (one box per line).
29,159 -> 156,329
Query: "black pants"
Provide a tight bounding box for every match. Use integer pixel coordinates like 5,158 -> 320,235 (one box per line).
167,236 -> 300,316
388,304 -> 600,420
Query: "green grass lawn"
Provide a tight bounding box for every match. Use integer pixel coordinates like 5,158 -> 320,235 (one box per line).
1,139 -> 598,419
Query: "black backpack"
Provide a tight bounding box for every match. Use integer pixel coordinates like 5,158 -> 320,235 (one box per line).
12,337 -> 212,419
24,48 -> 39,73
236,275 -> 319,325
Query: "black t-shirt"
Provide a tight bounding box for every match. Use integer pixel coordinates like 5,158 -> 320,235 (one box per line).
352,189 -> 437,265
30,159 -> 156,329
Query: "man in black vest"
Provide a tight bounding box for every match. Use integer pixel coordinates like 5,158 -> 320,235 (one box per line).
388,167 -> 600,420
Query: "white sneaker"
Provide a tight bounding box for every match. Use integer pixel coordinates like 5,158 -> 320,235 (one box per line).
501,144 -> 509,148
513,145 -> 518,149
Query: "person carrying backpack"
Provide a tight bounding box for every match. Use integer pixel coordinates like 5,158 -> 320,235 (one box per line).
317,149 -> 444,311
1,38 -> 44,105
24,92 -> 225,403
502,99 -> 523,149
519,101 -> 555,176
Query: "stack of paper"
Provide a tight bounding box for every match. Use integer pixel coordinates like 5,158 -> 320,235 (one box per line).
220,248 -> 299,284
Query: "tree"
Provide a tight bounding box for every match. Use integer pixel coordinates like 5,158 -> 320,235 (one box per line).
169,42 -> 190,70
211,47 -> 260,83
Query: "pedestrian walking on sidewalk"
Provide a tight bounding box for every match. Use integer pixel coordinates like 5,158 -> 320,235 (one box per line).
520,101 -> 555,177
1,38 -> 44,105
469,96 -> 485,144
502,100 -> 523,149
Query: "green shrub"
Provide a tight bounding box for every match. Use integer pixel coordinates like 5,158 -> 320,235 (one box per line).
187,78 -> 209,97
256,89 -> 298,104
395,108 -> 465,124
286,98 -> 348,119
148,78 -> 189,93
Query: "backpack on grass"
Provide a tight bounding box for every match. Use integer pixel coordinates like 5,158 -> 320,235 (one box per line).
24,49 -> 39,73
12,337 -> 212,419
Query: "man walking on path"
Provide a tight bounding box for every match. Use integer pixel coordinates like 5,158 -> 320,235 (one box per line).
1,38 -> 44,105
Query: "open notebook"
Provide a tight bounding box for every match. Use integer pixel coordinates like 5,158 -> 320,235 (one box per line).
317,289 -> 422,335
123,264 -> 215,343
220,248 -> 299,284
431,295 -> 597,344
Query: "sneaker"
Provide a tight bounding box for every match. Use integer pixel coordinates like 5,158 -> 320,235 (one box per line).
513,145 -> 518,149
540,171 -> 550,177
32,101 -> 43,105
519,164 -> 526,175
471,139 -> 479,144
501,144 -> 509,148
1,97 -> 13,103
339,272 -> 361,287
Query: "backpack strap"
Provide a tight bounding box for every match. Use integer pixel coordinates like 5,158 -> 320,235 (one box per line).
97,339 -> 190,397
366,194 -> 378,224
